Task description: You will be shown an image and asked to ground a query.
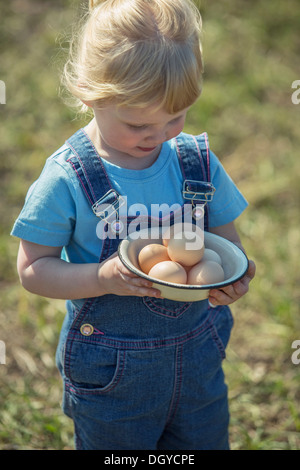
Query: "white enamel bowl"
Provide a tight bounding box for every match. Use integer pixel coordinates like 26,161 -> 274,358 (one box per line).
118,229 -> 249,302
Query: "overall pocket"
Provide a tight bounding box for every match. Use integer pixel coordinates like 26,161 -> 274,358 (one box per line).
142,297 -> 192,318
64,338 -> 126,394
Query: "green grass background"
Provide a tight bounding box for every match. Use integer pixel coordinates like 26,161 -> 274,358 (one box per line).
0,0 -> 299,450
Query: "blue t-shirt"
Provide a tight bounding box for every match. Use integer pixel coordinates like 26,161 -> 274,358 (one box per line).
11,134 -> 248,264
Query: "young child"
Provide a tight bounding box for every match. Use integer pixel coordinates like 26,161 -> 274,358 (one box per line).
12,0 -> 255,450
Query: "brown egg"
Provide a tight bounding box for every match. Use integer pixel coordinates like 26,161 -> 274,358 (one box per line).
202,248 -> 222,265
187,260 -> 225,285
148,261 -> 187,284
162,223 -> 204,267
167,232 -> 204,267
138,244 -> 170,274
162,222 -> 198,246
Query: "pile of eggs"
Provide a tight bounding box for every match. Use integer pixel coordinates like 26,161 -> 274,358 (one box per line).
137,224 -> 225,286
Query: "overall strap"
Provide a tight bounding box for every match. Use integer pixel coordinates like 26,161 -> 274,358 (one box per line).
174,132 -> 214,231
175,132 -> 210,182
65,129 -> 120,217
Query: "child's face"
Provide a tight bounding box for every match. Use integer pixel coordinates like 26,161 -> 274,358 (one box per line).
91,102 -> 189,165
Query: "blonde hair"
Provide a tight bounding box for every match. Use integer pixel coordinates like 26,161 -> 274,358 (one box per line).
63,0 -> 203,113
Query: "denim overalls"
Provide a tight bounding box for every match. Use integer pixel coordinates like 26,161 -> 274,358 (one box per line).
56,130 -> 234,450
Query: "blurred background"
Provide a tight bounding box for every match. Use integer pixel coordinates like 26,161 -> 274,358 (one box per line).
0,0 -> 299,450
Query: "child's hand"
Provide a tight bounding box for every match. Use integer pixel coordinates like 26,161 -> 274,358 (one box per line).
97,252 -> 163,298
208,259 -> 256,307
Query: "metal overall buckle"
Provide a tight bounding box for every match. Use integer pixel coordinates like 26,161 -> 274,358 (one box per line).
182,180 -> 216,220
92,189 -> 126,234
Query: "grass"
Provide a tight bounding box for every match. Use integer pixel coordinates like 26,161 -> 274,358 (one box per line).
0,0 -> 299,450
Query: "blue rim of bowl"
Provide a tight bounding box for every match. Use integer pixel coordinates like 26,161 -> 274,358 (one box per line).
118,237 -> 249,291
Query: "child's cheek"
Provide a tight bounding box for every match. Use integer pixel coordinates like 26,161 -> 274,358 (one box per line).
172,122 -> 185,139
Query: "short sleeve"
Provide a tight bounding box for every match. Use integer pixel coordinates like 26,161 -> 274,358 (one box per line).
11,157 -> 77,247
208,151 -> 248,227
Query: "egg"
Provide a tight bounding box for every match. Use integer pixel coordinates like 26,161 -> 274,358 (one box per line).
202,248 -> 222,265
162,222 -> 200,246
187,260 -> 225,285
138,244 -> 170,274
167,232 -> 204,267
148,261 -> 187,284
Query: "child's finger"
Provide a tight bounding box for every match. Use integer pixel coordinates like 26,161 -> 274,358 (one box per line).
208,289 -> 231,306
120,273 -> 162,298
